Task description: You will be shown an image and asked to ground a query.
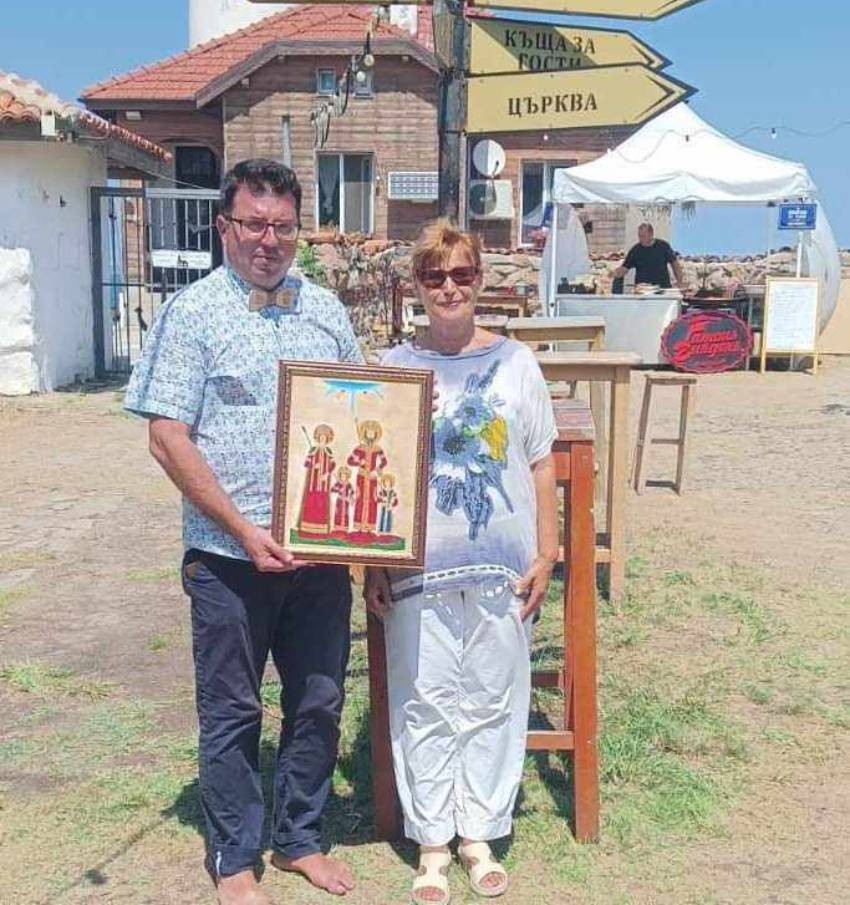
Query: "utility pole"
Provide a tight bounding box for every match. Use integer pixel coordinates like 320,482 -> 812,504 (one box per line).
433,0 -> 467,222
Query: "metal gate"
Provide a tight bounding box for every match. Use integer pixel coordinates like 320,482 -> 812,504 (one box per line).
90,186 -> 221,376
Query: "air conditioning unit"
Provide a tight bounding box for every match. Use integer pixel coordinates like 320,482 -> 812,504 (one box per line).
468,180 -> 514,220
387,171 -> 438,202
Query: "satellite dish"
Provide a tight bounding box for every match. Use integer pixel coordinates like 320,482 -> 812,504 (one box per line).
472,140 -> 505,178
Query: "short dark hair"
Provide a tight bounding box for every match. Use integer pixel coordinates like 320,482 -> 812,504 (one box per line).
220,158 -> 302,222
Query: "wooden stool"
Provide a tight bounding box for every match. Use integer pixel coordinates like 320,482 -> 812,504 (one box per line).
632,375 -> 697,495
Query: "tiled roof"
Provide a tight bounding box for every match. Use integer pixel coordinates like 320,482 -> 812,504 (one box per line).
82,4 -> 432,105
0,71 -> 78,123
0,70 -> 171,161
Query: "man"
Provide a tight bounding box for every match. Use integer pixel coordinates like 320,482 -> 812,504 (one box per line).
613,222 -> 685,289
125,159 -> 362,905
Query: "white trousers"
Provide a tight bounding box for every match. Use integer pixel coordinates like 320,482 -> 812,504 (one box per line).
384,580 -> 532,846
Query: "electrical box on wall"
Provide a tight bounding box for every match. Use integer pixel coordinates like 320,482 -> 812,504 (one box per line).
387,172 -> 438,202
468,180 -> 514,220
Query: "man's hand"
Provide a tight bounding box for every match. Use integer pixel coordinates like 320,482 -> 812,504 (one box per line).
514,554 -> 556,621
363,567 -> 393,620
238,524 -> 310,573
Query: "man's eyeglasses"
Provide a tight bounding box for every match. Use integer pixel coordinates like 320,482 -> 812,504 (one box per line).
226,216 -> 299,242
416,266 -> 479,289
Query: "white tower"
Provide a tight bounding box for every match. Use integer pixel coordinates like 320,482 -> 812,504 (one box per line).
188,0 -> 420,47
189,0 -> 292,47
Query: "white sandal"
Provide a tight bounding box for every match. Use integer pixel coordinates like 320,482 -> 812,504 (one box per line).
411,849 -> 452,905
457,842 -> 508,898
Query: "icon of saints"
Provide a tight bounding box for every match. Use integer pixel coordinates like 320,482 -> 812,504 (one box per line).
347,419 -> 388,536
331,465 -> 355,535
377,473 -> 399,535
298,423 -> 336,537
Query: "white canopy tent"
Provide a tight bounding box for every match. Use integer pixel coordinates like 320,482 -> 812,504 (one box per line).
550,104 -> 840,330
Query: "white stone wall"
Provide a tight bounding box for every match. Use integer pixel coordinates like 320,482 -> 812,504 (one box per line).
0,142 -> 106,394
0,249 -> 39,394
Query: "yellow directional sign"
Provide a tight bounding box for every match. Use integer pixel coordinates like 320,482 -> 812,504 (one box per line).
468,0 -> 704,19
465,65 -> 694,133
468,19 -> 668,75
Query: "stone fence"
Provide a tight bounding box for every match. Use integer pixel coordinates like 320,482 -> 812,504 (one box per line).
309,238 -> 850,296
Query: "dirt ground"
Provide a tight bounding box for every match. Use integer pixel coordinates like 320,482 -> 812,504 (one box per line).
1,357 -> 849,904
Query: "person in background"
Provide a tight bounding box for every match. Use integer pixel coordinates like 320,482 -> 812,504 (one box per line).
613,221 -> 685,289
365,220 -> 558,904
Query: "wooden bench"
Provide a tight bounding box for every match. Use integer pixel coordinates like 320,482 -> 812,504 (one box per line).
366,399 -> 599,843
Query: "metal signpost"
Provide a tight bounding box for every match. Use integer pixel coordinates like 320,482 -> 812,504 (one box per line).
777,202 -> 818,277
249,0 -> 703,216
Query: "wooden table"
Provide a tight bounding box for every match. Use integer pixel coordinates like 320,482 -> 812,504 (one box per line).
535,351 -> 642,603
508,316 -> 608,495
410,294 -> 529,320
476,292 -> 530,319
367,400 -> 600,842
411,313 -> 508,341
506,315 -> 606,349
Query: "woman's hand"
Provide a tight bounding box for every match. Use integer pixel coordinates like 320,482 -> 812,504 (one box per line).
364,567 -> 394,620
514,554 -> 556,621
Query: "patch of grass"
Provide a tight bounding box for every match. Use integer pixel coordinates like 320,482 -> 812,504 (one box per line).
742,681 -> 774,706
780,649 -> 829,678
0,587 -> 30,615
599,682 -> 739,845
700,589 -> 776,644
0,662 -> 113,700
147,634 -> 169,652
0,737 -> 39,766
762,727 -> 799,748
0,550 -> 56,573
662,569 -> 695,587
126,567 -> 180,582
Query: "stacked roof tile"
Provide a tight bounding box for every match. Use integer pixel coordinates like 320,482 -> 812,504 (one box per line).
0,70 -> 170,160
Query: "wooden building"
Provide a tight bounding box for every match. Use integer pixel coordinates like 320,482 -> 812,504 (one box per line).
81,5 -> 633,250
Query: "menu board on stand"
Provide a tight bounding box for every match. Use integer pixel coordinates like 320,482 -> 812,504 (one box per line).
760,277 -> 820,374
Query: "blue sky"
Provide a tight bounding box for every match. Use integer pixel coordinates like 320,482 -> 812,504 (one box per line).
2,0 -> 847,252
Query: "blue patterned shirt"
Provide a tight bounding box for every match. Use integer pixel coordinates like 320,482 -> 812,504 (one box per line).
125,266 -> 363,559
383,338 -> 556,598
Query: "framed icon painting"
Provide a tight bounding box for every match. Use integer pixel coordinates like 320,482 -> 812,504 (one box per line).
272,360 -> 433,568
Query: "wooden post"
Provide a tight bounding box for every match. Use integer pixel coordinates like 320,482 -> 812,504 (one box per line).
366,612 -> 400,839
434,0 -> 467,221
569,440 -> 600,842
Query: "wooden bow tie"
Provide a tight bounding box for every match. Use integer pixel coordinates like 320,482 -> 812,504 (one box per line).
248,287 -> 297,311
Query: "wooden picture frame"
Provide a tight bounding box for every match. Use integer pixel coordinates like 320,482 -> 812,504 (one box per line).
272,360 -> 433,568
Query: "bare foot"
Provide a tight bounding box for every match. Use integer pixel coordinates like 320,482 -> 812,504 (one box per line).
271,852 -> 355,896
216,869 -> 270,905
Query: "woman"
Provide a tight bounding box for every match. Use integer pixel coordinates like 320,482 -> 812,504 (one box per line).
365,220 -> 558,904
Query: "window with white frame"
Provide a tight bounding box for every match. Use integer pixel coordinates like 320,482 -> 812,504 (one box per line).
316,69 -> 336,96
520,159 -> 577,244
316,153 -> 374,234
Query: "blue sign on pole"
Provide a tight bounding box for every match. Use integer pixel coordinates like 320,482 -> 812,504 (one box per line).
778,203 -> 817,230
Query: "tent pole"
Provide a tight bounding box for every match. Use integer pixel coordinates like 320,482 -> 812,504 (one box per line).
547,205 -> 559,317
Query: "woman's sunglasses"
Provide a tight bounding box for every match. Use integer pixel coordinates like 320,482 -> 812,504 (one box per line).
416,265 -> 480,289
